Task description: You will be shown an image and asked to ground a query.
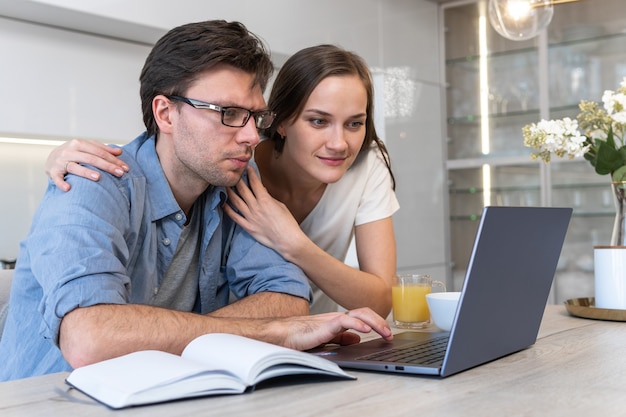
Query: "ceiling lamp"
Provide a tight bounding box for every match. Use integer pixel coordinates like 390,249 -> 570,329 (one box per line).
488,0 -> 582,41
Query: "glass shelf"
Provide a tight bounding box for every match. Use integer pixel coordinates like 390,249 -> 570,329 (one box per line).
446,105 -> 579,126
445,32 -> 626,66
450,181 -> 612,194
550,32 -> 626,53
446,47 -> 535,66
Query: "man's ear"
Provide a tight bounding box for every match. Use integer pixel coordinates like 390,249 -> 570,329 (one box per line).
153,95 -> 175,134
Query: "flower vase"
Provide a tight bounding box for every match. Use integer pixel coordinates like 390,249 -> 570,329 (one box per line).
594,182 -> 626,310
610,182 -> 626,246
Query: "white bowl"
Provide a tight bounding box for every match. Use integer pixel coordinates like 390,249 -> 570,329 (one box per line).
426,292 -> 461,331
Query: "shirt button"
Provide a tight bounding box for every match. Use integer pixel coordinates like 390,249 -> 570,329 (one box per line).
175,213 -> 183,221
163,238 -> 171,246
154,287 -> 159,295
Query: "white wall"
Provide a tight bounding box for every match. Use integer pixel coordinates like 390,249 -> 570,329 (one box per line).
0,16 -> 150,258
0,0 -> 449,285
0,16 -> 148,142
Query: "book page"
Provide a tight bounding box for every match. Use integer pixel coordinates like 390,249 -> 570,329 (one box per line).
181,333 -> 353,385
66,350 -> 245,409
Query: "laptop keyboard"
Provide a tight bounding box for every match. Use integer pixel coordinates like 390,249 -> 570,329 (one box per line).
357,335 -> 449,365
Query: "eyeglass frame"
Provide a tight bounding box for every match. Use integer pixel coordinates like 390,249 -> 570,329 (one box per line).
166,95 -> 276,129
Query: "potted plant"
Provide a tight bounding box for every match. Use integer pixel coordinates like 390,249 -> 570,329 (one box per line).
522,77 -> 626,310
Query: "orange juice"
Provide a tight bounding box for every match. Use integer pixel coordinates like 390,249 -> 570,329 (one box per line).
392,284 -> 431,323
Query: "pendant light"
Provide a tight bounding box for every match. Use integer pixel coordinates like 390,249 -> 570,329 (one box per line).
488,0 -> 584,41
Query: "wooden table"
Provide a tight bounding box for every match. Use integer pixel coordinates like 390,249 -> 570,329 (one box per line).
1,305 -> 624,416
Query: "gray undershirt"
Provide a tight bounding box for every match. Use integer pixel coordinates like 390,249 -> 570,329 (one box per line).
153,202 -> 203,311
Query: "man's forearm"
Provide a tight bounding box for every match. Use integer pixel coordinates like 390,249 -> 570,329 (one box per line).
209,292 -> 309,318
59,294 -> 308,368
60,304 -> 233,368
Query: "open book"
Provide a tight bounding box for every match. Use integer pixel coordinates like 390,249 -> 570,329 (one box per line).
65,333 -> 354,409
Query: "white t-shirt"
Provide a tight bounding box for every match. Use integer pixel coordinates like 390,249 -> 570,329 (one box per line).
298,146 -> 400,313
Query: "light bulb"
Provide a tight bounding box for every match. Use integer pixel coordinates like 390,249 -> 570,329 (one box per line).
488,0 -> 554,41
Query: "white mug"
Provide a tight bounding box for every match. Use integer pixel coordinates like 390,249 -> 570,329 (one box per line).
594,246 -> 626,310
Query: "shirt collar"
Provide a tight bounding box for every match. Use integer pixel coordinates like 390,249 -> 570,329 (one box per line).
125,133 -> 227,222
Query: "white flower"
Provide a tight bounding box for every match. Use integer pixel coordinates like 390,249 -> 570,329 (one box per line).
602,89 -> 615,112
561,117 -> 581,135
524,118 -> 587,159
614,92 -> 626,108
524,77 -> 626,182
608,93 -> 626,124
612,112 -> 626,125
603,91 -> 626,114
566,133 -> 588,158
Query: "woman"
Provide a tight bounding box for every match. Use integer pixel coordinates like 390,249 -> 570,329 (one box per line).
46,45 -> 399,316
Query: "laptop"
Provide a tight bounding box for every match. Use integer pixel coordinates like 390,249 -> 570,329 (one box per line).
310,206 -> 572,377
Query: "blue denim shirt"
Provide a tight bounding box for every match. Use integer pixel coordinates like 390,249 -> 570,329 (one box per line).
0,132 -> 311,381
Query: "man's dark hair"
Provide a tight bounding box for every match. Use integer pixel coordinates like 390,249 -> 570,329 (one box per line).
139,20 -> 274,136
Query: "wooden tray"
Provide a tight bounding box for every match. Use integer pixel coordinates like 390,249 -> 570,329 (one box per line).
564,297 -> 626,322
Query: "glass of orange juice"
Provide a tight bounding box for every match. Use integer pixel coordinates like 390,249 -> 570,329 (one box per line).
392,274 -> 446,329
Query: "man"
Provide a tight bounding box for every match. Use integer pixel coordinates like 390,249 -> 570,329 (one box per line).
0,20 -> 392,381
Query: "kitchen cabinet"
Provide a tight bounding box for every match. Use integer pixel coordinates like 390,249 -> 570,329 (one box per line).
442,0 -> 626,302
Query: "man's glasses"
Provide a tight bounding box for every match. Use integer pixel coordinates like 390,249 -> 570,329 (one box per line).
167,95 -> 276,129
